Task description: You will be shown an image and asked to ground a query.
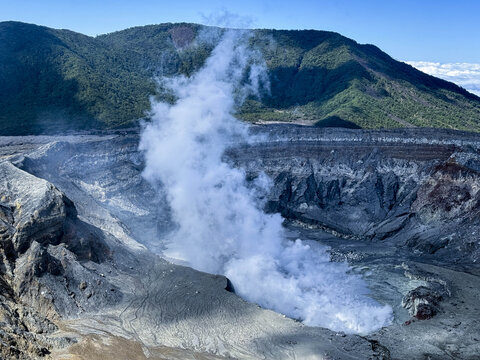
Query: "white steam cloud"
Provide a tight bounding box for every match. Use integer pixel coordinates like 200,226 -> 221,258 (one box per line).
140,30 -> 392,334
406,61 -> 480,97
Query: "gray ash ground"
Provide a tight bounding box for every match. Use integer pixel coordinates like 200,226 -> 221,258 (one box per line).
1,125 -> 480,359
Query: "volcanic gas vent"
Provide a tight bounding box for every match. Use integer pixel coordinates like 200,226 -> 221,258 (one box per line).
139,28 -> 392,333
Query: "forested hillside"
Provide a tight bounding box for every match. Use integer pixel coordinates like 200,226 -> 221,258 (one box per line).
1,21 -> 479,134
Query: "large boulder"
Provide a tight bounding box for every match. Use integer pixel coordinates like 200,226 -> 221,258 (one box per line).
0,161 -> 67,258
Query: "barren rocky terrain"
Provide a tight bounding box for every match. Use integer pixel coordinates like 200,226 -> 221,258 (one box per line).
1,125 -> 479,359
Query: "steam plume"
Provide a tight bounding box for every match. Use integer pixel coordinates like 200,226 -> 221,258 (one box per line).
140,29 -> 392,334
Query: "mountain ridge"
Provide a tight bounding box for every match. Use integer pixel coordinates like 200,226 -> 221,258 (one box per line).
1,21 -> 479,135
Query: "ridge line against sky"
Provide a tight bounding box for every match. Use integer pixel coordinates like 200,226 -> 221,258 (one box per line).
1,0 -> 480,63
2,0 -> 480,97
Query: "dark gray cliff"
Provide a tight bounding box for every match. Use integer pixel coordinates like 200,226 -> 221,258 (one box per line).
227,126 -> 480,264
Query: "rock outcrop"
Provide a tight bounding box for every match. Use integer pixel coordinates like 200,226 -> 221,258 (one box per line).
0,161 -> 67,358
0,161 -> 121,358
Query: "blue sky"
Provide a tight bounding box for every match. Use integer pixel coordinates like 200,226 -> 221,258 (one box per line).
1,0 -> 479,63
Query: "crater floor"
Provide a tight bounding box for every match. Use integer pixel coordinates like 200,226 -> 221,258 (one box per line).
1,126 -> 479,359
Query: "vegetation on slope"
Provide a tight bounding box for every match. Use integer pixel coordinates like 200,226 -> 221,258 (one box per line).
0,21 -> 479,134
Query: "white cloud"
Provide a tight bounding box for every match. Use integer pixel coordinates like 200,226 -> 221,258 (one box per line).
406,61 -> 480,97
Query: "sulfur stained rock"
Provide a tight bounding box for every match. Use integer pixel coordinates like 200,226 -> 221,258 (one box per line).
402,286 -> 444,320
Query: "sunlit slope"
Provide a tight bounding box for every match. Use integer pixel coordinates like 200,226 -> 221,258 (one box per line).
1,21 -> 479,134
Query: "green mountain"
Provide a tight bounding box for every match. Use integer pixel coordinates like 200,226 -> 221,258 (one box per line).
1,21 -> 479,135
